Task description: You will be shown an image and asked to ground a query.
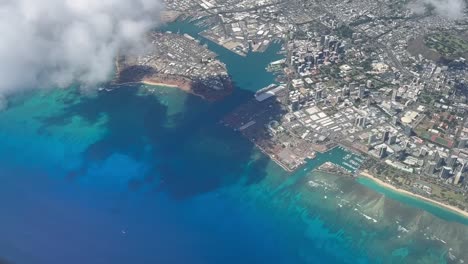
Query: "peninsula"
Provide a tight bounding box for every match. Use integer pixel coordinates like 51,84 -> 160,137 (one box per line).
116,32 -> 233,101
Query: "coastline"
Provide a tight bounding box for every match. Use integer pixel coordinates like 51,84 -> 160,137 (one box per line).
140,76 -> 233,101
141,80 -> 183,89
141,76 -> 192,92
359,170 -> 468,219
140,78 -> 207,100
116,69 -> 233,101
112,78 -> 207,100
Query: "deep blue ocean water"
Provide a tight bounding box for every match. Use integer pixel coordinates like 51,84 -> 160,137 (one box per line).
0,20 -> 466,264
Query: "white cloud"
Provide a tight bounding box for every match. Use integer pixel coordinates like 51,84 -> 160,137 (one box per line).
0,0 -> 162,95
408,0 -> 466,19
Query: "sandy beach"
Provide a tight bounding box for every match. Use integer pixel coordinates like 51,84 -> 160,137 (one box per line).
142,75 -> 192,91
140,76 -> 208,100
141,81 -> 180,89
359,170 -> 468,219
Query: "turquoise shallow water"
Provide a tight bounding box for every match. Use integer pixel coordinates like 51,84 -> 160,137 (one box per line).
0,20 -> 467,264
357,177 -> 468,225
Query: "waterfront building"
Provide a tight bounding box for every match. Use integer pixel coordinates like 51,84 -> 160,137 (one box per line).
439,166 -> 452,178
454,163 -> 465,184
425,161 -> 437,175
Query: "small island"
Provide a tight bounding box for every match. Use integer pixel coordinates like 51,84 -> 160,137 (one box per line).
116,32 -> 233,101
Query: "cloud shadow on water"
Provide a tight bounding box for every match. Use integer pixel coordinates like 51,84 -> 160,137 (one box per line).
39,81 -> 282,199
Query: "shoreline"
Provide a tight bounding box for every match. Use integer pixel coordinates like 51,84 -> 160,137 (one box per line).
359,170 -> 468,219
140,78 -> 207,100
116,68 -> 233,101
140,77 -> 233,102
141,77 -> 192,92
112,78 -> 207,100
140,79 -> 207,100
141,81 -> 182,89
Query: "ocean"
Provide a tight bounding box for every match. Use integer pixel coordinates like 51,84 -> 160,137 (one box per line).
0,20 -> 466,264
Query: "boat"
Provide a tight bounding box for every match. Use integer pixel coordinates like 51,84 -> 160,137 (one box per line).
255,84 -> 277,96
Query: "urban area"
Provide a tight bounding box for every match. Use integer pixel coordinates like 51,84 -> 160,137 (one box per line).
159,0 -> 468,213
117,31 -> 233,100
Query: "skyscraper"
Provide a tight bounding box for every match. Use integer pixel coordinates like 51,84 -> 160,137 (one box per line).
354,117 -> 360,127
439,166 -> 451,178
355,117 -> 366,128
391,88 -> 398,101
434,152 -> 444,168
425,161 -> 437,175
387,134 -> 397,145
419,147 -> 428,157
403,141 -> 410,149
324,36 -> 330,48
446,155 -> 457,168
342,86 -> 350,97
360,117 -> 366,128
454,162 -> 465,184
368,133 -> 374,145
379,146 -> 387,158
383,131 -> 390,143
315,89 -> 323,100
404,125 -> 413,136
358,84 -> 365,99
